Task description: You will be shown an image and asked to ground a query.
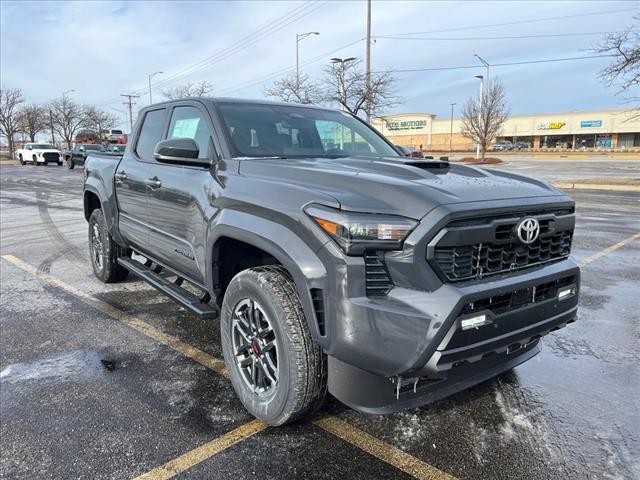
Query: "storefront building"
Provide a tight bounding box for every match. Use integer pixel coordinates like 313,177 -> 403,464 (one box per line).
372,108 -> 640,151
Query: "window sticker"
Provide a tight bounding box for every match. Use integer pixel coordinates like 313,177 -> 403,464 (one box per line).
172,117 -> 200,139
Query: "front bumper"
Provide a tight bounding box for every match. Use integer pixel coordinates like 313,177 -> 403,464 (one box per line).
322,253 -> 579,413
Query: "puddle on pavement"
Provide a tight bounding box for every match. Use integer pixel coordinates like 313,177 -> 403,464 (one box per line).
0,350 -> 116,384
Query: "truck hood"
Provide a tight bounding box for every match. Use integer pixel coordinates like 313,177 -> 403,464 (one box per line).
238,156 -> 564,219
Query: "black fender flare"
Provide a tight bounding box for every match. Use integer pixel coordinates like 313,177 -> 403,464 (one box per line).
207,209 -> 329,345
83,182 -> 126,246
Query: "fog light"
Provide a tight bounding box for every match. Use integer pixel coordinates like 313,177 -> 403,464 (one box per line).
557,286 -> 576,300
460,314 -> 490,330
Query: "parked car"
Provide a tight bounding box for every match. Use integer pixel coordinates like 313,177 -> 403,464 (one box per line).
492,140 -> 513,151
84,98 -> 579,426
101,129 -> 127,144
106,143 -> 127,153
396,145 -> 425,158
513,141 -> 531,150
15,143 -> 62,166
62,144 -> 105,169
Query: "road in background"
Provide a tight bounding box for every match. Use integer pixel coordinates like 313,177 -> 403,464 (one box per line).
1,160 -> 639,480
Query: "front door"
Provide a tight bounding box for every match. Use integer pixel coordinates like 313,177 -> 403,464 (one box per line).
145,104 -> 219,285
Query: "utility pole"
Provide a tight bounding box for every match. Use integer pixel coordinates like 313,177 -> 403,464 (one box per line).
365,0 -> 372,123
475,75 -> 484,160
296,32 -> 319,89
120,94 -> 140,134
449,103 -> 456,152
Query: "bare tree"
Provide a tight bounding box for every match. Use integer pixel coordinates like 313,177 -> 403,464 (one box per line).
84,106 -> 118,140
0,87 -> 25,158
322,58 -> 399,118
18,104 -> 47,142
594,18 -> 640,109
460,79 -> 509,160
265,73 -> 323,104
49,95 -> 86,149
161,81 -> 214,100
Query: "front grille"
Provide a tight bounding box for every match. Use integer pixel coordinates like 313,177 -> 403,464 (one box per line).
364,250 -> 393,296
430,209 -> 574,282
43,152 -> 59,161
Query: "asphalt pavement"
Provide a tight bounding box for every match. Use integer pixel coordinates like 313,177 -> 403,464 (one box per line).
1,158 -> 639,480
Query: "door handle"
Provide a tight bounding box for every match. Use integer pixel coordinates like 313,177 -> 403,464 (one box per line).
114,171 -> 127,182
145,177 -> 162,189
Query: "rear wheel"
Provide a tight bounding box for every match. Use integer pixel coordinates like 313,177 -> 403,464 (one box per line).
221,266 -> 326,426
88,209 -> 130,283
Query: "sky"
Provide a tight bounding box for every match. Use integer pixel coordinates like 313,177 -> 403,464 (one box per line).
1,0 -> 638,130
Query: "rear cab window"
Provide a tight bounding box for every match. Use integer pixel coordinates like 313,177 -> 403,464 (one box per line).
135,109 -> 167,161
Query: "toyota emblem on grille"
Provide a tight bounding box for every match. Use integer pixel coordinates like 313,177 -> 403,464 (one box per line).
517,217 -> 540,244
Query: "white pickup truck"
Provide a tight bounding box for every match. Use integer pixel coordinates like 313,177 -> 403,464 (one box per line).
16,143 -> 62,166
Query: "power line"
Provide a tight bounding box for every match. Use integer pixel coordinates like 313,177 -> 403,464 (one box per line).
379,7 -> 638,37
378,54 -> 615,74
134,1 -> 329,94
374,30 -> 635,41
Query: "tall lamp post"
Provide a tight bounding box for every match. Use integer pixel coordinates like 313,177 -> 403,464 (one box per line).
330,57 -> 356,111
474,54 -> 490,82
475,74 -> 484,160
296,32 -> 319,87
148,71 -> 163,104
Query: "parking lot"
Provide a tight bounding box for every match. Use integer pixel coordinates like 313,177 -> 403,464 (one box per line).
1,157 -> 639,480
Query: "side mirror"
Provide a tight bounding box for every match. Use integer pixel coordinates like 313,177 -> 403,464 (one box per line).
154,138 -> 209,166
79,146 -> 85,151
27,146 -> 32,150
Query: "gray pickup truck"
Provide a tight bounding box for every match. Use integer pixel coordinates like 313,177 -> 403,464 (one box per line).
83,98 -> 579,425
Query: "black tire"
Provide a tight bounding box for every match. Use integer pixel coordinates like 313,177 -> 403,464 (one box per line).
221,266 -> 326,426
19,154 -> 25,166
66,158 -> 75,169
88,209 -> 130,283
57,161 -> 63,166
32,155 -> 37,166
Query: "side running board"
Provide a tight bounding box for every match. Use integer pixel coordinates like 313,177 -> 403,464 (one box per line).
117,257 -> 218,319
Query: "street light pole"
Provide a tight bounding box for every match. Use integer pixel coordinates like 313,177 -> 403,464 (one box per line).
475,75 -> 484,160
148,71 -> 163,104
296,32 -> 319,87
365,0 -> 372,123
474,54 -> 490,82
449,102 -> 456,152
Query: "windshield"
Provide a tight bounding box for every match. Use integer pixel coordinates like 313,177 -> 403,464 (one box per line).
32,144 -> 53,149
218,103 -> 399,159
82,144 -> 105,151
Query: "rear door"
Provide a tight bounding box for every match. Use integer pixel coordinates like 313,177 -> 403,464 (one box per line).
115,107 -> 167,252
145,102 -> 219,284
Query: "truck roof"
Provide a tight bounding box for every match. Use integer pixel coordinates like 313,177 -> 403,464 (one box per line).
139,97 -> 342,114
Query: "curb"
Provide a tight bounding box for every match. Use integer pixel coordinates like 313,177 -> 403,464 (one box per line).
554,182 -> 640,192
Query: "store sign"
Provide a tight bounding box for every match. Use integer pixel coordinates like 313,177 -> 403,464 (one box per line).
386,119 -> 428,131
537,121 -> 566,130
581,120 -> 602,128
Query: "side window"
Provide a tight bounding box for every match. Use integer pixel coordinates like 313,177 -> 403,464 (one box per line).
135,109 -> 166,161
168,106 -> 211,159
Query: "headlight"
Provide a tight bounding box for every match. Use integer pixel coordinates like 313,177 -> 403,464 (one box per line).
305,204 -> 417,255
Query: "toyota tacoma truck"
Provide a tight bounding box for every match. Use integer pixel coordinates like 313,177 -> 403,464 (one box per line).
63,143 -> 106,169
83,98 -> 579,425
16,142 -> 62,166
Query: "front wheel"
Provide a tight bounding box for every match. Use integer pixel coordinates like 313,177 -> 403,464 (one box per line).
66,158 -> 75,169
88,209 -> 130,283
32,155 -> 37,166
19,154 -> 25,166
221,266 -> 326,426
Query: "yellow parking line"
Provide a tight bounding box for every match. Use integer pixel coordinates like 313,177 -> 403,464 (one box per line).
133,419 -> 267,480
578,231 -> 640,267
0,254 -> 227,376
1,254 -> 457,480
314,416 -> 455,480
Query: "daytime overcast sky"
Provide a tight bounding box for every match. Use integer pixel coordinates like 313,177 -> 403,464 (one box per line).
1,0 -> 638,130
